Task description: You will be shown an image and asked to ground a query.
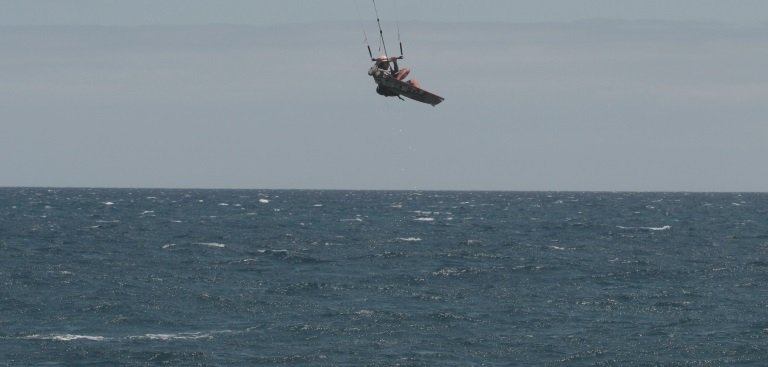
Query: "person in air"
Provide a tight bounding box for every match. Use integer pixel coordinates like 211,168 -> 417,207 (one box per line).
368,55 -> 420,88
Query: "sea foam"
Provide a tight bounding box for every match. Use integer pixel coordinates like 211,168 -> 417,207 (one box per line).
24,334 -> 106,341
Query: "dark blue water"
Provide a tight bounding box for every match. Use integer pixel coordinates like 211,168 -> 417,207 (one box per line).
2,188 -> 768,366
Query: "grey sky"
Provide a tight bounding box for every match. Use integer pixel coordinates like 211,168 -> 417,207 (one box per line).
2,0 -> 768,25
2,1 -> 768,191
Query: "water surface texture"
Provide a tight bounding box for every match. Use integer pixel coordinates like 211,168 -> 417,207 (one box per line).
2,188 -> 768,365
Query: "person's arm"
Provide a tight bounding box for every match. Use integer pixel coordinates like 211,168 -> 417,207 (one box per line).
391,58 -> 400,74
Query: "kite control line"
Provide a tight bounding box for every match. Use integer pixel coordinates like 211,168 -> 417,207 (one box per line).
372,0 -> 389,60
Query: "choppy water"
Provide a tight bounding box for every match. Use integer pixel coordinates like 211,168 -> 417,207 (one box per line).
2,188 -> 768,366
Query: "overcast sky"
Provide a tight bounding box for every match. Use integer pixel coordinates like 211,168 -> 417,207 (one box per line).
3,0 -> 768,25
2,1 -> 768,191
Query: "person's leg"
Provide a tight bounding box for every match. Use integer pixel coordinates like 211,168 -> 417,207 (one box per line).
395,68 -> 410,80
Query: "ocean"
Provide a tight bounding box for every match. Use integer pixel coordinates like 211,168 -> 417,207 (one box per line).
1,188 -> 767,366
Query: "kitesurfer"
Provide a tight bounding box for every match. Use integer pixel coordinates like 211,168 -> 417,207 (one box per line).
361,0 -> 443,106
368,55 -> 420,88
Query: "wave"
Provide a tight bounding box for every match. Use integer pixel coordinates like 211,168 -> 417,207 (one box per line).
21,330 -> 234,342
617,225 -> 671,231
255,249 -> 289,254
254,249 -> 321,264
161,242 -> 226,249
397,237 -> 422,242
194,242 -> 226,248
23,334 -> 106,341
128,332 -> 215,341
431,267 -> 478,277
340,217 -> 363,222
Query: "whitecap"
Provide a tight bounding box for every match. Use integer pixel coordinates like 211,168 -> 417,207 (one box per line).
255,249 -> 291,258
25,334 -> 106,341
195,242 -> 226,248
218,203 -> 229,206
397,237 -> 422,242
259,199 -> 270,204
103,202 -> 114,206
617,225 -> 671,231
432,267 -> 466,276
162,243 -> 176,249
130,332 -> 212,341
414,217 -> 434,222
313,204 -> 323,207
256,249 -> 288,254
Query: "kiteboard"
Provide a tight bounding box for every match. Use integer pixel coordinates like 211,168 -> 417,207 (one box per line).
377,76 -> 444,106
